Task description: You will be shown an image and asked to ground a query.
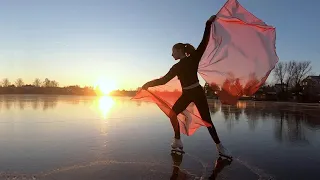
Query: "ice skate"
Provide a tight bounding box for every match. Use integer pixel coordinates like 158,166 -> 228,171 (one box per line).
209,156 -> 232,179
171,138 -> 184,154
216,143 -> 232,159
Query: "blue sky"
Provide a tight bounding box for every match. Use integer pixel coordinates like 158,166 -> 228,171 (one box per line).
0,0 -> 319,89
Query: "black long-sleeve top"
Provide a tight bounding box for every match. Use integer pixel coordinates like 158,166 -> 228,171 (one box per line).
145,21 -> 212,88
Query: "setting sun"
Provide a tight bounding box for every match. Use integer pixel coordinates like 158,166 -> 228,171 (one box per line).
94,78 -> 118,95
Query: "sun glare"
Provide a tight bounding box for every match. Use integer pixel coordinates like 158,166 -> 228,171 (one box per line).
98,96 -> 115,119
94,78 -> 118,95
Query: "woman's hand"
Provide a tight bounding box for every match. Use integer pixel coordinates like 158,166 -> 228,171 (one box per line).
141,82 -> 150,90
207,15 -> 217,23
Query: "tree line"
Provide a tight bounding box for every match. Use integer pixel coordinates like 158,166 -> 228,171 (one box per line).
1,78 -> 59,88
270,60 -> 319,101
0,78 -> 99,96
0,78 -> 139,96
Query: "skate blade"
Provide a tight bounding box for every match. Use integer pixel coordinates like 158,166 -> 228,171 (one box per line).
219,153 -> 233,160
171,148 -> 185,154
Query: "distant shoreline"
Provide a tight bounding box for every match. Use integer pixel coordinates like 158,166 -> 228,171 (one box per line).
0,86 -> 138,97
0,93 -> 136,97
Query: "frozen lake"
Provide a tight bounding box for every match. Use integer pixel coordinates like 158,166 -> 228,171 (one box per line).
0,95 -> 319,180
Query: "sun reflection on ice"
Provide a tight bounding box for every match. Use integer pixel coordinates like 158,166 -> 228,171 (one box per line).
98,96 -> 115,119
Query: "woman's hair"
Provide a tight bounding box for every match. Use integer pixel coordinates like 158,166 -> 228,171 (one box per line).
173,43 -> 195,55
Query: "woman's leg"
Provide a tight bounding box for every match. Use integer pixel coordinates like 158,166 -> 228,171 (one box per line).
190,87 -> 232,158
171,93 -> 191,139
192,87 -> 221,144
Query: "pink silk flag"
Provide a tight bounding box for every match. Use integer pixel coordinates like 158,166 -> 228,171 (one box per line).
132,0 -> 279,136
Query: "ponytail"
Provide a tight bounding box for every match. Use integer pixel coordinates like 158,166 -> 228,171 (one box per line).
183,43 -> 195,55
173,43 -> 196,56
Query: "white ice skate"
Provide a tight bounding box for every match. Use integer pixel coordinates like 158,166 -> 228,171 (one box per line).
171,138 -> 184,154
216,143 -> 232,159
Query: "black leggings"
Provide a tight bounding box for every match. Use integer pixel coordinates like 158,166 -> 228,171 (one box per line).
172,85 -> 221,144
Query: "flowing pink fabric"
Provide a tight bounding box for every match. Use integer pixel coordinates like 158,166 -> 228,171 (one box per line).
132,0 -> 278,136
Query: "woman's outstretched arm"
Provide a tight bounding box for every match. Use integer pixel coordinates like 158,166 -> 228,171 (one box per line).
142,65 -> 178,89
195,15 -> 216,59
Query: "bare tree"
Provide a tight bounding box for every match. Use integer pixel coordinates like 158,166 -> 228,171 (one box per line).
50,80 -> 59,87
15,78 -> 24,87
285,61 -> 296,88
273,62 -> 286,85
43,78 -> 51,87
292,61 -> 312,87
273,62 -> 287,92
33,78 -> 42,87
2,78 -> 11,87
42,78 -> 59,87
273,60 -> 312,90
